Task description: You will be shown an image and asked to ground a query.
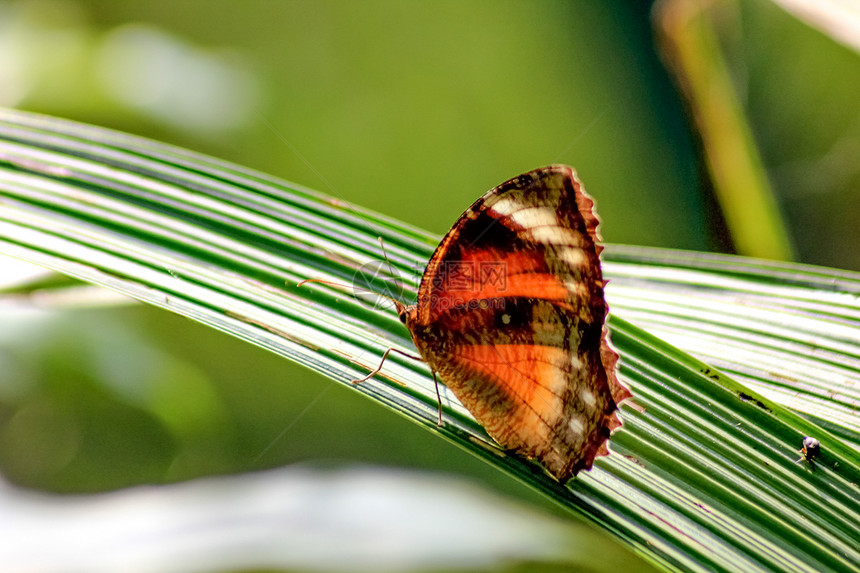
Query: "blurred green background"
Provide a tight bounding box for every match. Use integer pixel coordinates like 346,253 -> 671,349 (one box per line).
0,0 -> 857,535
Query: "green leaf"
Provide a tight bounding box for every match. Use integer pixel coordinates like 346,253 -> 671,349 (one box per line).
1,108 -> 858,573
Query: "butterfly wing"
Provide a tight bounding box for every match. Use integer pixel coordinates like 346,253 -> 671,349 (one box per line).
405,165 -> 629,481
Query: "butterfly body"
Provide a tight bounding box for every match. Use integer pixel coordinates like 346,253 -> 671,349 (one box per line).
394,165 -> 630,482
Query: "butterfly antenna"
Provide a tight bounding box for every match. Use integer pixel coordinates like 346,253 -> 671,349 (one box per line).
376,237 -> 407,308
296,278 -> 402,308
296,278 -> 349,289
378,237 -> 403,282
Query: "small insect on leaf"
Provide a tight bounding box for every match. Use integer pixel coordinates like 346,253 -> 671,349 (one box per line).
795,436 -> 821,467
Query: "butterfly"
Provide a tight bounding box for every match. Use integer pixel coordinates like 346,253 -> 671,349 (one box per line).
364,165 -> 631,482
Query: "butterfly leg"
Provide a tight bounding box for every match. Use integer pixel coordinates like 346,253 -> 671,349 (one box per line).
352,347 -> 424,384
433,371 -> 443,426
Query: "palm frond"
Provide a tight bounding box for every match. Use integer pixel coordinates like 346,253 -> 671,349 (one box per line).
1,109 -> 858,573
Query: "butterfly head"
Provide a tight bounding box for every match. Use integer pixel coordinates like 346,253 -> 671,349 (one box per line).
395,300 -> 417,327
